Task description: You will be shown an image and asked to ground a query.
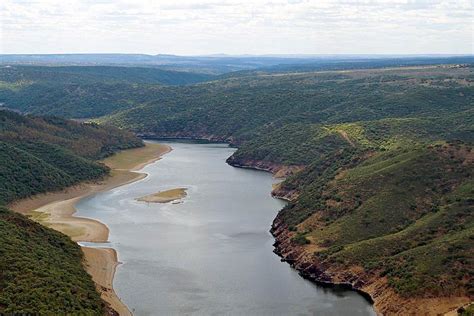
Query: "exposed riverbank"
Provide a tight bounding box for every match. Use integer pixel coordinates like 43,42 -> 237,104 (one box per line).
227,156 -> 471,315
271,215 -> 471,315
9,142 -> 171,315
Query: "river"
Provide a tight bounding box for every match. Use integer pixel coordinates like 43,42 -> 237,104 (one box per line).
76,141 -> 375,315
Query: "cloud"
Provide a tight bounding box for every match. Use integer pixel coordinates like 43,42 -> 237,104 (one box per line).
0,0 -> 472,54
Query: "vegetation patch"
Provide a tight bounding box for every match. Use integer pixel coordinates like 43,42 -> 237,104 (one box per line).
0,206 -> 104,314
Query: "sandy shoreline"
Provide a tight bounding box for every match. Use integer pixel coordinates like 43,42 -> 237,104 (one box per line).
9,142 -> 171,315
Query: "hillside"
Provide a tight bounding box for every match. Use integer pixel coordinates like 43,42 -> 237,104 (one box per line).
0,206 -> 104,314
0,65 -> 214,85
272,143 -> 473,314
1,61 -> 472,120
101,65 -> 473,143
0,65 -> 214,117
0,110 -> 143,204
0,110 -> 143,314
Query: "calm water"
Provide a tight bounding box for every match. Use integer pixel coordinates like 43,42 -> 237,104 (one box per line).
77,141 -> 375,316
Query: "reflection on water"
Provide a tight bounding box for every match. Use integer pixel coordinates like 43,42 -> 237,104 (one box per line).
76,141 -> 375,316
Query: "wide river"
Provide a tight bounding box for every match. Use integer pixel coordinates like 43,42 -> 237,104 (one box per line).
77,141 -> 375,315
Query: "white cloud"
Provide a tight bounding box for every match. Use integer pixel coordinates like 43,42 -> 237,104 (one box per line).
0,0 -> 472,54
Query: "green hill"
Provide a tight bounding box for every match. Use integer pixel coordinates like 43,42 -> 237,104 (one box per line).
0,110 -> 143,204
0,65 -> 214,85
0,65 -> 214,118
272,143 -> 473,313
0,141 -> 106,204
101,65 -> 473,143
0,110 -> 143,314
0,206 -> 104,314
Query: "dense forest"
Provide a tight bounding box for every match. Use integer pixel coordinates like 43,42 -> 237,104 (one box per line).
0,206 -> 104,314
0,60 -> 472,314
0,110 -> 143,313
0,110 -> 142,204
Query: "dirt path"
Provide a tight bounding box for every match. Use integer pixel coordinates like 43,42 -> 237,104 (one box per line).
337,130 -> 356,147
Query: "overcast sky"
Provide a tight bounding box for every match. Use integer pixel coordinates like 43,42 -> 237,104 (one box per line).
1,0 -> 472,55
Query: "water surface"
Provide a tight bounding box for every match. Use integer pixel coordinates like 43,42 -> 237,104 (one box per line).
77,141 -> 375,316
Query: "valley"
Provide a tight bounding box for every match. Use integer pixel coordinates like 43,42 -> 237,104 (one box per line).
0,57 -> 472,315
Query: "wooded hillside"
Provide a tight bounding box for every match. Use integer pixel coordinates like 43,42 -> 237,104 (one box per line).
0,110 -> 143,314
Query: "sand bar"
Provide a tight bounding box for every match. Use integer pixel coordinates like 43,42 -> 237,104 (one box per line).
136,187 -> 187,203
9,142 -> 171,315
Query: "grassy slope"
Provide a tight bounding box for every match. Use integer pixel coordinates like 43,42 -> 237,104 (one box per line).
281,143 -> 473,299
0,111 -> 144,313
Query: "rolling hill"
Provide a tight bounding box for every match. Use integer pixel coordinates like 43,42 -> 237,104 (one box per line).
0,65 -> 215,118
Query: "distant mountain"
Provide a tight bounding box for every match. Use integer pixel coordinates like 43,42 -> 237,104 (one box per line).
0,53 -> 316,73
2,53 -> 472,74
219,55 -> 474,78
0,65 -> 215,85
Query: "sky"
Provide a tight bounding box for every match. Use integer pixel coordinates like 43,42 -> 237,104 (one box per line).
1,0 -> 473,55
